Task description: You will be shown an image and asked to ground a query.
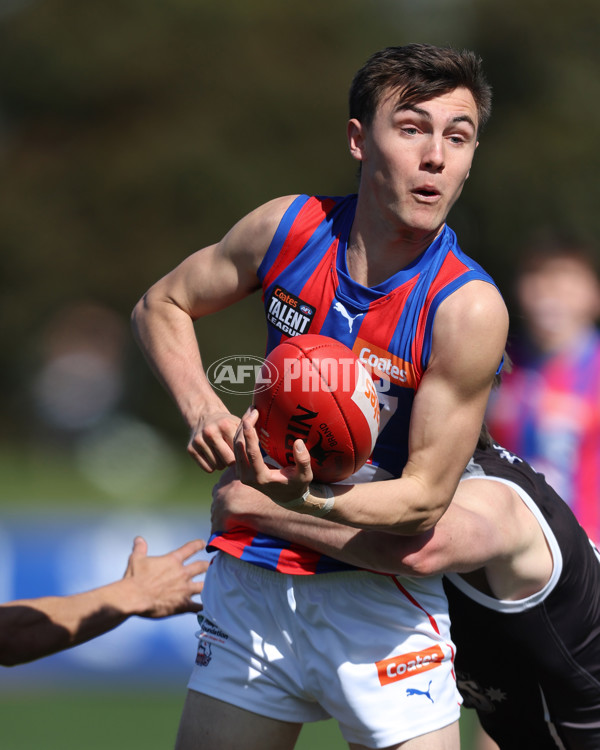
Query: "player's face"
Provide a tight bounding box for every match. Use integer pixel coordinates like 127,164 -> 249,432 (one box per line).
349,87 -> 479,239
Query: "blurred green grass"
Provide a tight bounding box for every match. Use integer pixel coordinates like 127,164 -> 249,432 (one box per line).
0,690 -> 479,749
0,443 -> 214,509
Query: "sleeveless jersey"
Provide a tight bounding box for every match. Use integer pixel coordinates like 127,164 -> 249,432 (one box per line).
444,442 -> 600,748
486,329 -> 600,545
209,194 -> 501,574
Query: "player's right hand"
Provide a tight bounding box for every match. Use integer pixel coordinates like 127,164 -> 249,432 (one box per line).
188,411 -> 240,472
233,407 -> 313,506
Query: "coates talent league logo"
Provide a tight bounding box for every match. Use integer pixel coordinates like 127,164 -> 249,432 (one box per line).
206,355 -> 278,395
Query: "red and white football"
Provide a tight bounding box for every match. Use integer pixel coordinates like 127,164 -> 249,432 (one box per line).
253,334 -> 380,483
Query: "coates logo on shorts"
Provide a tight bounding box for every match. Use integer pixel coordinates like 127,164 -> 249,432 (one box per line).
375,645 -> 445,687
206,355 -> 278,395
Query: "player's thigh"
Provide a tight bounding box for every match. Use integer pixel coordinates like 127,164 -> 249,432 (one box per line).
348,720 -> 459,750
174,689 -> 303,750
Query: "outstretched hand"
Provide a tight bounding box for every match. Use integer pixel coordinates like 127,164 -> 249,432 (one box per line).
123,537 -> 208,618
234,407 -> 313,506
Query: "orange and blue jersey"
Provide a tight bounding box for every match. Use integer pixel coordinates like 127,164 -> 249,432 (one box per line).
209,194 -> 501,573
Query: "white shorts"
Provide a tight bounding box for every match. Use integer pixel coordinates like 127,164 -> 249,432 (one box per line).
188,553 -> 461,748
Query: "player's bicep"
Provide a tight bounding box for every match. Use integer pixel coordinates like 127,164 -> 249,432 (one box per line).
144,195 -> 299,319
404,283 -> 508,502
400,485 -> 510,576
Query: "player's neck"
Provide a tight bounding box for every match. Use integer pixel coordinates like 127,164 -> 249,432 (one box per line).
347,223 -> 442,288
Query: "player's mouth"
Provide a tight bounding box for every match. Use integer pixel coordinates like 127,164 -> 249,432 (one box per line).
412,186 -> 441,202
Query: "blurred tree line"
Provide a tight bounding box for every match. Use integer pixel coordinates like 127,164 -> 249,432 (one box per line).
0,0 -> 598,449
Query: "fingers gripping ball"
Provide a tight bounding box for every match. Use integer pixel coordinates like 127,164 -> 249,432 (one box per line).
253,335 -> 380,482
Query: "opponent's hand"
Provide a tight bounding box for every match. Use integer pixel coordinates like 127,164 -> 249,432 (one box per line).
233,407 -> 313,506
188,410 -> 240,472
211,469 -> 266,532
123,537 -> 208,618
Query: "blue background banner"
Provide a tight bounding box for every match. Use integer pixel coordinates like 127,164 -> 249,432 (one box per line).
0,512 -> 212,689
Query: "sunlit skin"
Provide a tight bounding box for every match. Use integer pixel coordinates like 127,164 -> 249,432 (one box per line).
347,87 -> 479,286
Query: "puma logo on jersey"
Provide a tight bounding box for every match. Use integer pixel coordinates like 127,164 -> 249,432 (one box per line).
333,301 -> 363,333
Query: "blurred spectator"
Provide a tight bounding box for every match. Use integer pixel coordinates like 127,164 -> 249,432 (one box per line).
32,302 -> 127,433
486,232 -> 600,544
30,301 -> 180,503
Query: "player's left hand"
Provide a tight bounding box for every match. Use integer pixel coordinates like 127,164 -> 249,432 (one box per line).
234,407 -> 313,506
123,537 -> 208,618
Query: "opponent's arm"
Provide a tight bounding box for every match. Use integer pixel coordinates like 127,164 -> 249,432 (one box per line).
213,475 -> 550,600
211,475 -> 502,575
131,195 -> 297,472
234,281 -> 508,533
0,537 -> 207,667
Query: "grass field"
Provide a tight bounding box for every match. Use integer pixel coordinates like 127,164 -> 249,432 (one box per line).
0,689 -> 480,749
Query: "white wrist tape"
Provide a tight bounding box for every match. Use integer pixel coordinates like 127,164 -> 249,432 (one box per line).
309,483 -> 336,517
275,487 -> 311,510
275,484 -> 335,516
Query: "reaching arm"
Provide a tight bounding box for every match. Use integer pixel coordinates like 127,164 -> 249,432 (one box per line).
212,474 -> 551,600
213,473 -> 499,575
0,537 -> 208,667
131,195 -> 297,472
234,280 -> 508,533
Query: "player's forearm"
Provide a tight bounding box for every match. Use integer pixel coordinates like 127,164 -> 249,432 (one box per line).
131,293 -> 226,428
287,522 -> 439,575
230,500 -> 372,566
305,475 -> 453,536
0,583 -> 139,666
214,484 -> 437,575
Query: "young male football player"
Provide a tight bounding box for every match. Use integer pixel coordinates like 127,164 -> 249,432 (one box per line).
132,43 -> 508,749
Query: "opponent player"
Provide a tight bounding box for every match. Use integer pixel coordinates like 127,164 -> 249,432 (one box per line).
214,431 -> 600,750
132,44 -> 508,749
1,536 -> 207,666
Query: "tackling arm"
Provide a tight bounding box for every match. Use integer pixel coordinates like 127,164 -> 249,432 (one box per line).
213,473 -> 551,601
211,475 -> 517,578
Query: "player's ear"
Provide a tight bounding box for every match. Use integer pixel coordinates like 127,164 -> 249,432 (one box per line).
347,119 -> 366,162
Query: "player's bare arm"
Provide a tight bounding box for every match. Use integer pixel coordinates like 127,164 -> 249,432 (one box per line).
386,279 -> 509,530
213,473 -> 551,601
234,280 -> 508,533
0,537 -> 207,667
131,195 -> 298,471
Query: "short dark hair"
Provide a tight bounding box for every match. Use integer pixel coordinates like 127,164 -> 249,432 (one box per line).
349,43 -> 492,131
